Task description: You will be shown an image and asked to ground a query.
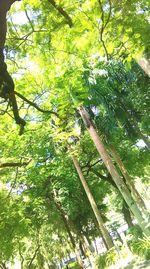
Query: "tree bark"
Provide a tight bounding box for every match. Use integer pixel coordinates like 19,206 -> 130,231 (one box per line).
109,145 -> 148,213
91,168 -> 133,228
122,200 -> 133,228
78,106 -> 150,236
138,57 -> 150,77
70,153 -> 114,250
53,198 -> 84,269
79,234 -> 97,269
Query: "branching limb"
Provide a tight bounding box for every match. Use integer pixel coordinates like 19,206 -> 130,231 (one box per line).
97,0 -> 112,60
15,90 -> 59,117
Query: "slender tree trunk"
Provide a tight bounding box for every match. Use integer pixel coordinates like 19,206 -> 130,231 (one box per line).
70,152 -> 114,250
78,106 -> 150,236
120,102 -> 150,150
79,234 -> 97,269
37,250 -> 45,269
109,145 -> 148,212
93,218 -> 108,250
91,167 -> 134,228
126,111 -> 150,150
122,200 -> 133,228
94,239 -> 99,254
79,240 -> 86,258
114,91 -> 150,150
53,198 -> 84,269
28,245 -> 40,269
138,57 -> 150,77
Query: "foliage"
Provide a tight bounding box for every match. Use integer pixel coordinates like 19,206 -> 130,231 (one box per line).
0,0 -> 150,267
128,236 -> 150,260
96,247 -> 119,269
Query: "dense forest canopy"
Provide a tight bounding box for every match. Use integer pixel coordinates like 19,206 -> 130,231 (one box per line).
0,0 -> 150,269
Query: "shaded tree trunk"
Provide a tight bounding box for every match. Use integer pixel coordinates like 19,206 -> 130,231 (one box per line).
78,106 -> 150,236
79,240 -> 86,258
91,168 -> 133,228
53,198 -> 84,269
37,250 -> 45,269
70,153 -> 114,250
79,234 -> 97,269
109,145 -> 147,213
117,99 -> 150,150
124,108 -> 150,150
122,200 -> 133,228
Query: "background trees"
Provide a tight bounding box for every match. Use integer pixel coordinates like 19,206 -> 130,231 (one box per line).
0,0 -> 150,268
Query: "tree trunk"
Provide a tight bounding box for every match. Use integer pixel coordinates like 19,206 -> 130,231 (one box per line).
120,102 -> 150,150
109,144 -> 148,213
114,90 -> 150,150
79,234 -> 97,269
70,153 -> 114,250
91,168 -> 134,228
79,240 -> 86,258
138,57 -> 150,77
78,106 -> 150,236
37,250 -> 45,269
122,200 -> 133,228
53,198 -> 84,269
28,245 -> 40,269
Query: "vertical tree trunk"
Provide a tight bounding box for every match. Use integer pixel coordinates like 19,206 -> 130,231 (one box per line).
70,153 -> 114,250
79,234 -> 97,269
122,200 -> 133,228
114,91 -> 150,150
37,250 -> 45,269
109,145 -> 147,212
53,198 -> 84,269
78,106 -> 150,236
90,168 -> 134,228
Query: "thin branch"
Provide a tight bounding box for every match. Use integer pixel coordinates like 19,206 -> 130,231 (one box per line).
103,0 -> 112,30
97,0 -> 112,60
28,245 -> 40,269
80,8 -> 99,30
19,244 -> 24,269
24,9 -> 34,31
91,168 -> 117,188
47,0 -> 73,28
14,91 -> 59,117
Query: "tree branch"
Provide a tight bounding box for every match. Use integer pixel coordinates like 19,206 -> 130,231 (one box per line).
14,91 -> 59,117
47,0 -> 73,28
0,160 -> 31,168
97,0 -> 112,60
28,245 -> 40,269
